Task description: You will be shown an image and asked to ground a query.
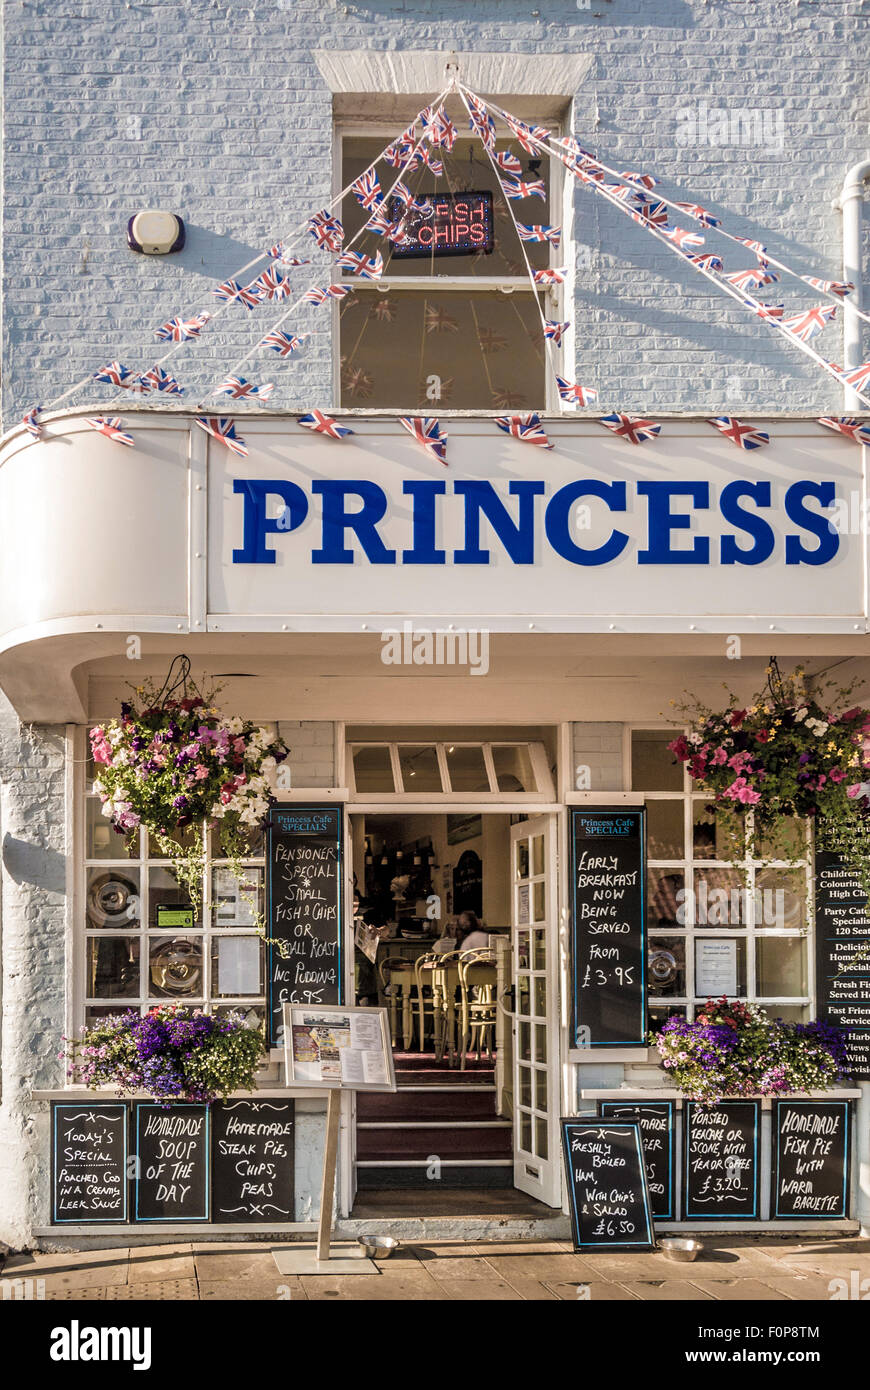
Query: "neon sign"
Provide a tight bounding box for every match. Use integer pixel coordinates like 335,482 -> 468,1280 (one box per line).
388,191 -> 494,258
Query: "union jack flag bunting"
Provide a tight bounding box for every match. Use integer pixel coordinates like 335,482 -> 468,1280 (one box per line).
411,146 -> 443,176
817,417 -> 870,447
428,107 -> 456,150
543,319 -> 569,347
502,177 -> 547,201
467,104 -> 496,153
260,330 -> 307,356
494,413 -> 553,448
707,417 -> 770,450
298,410 -> 354,439
383,129 -> 417,168
533,266 -> 567,284
661,226 -> 706,250
684,253 -> 724,272
392,181 -> 415,208
92,361 -> 137,388
631,200 -> 670,228
800,276 -> 853,298
212,279 -> 259,309
307,210 -> 344,253
154,312 -> 211,342
140,365 -> 184,394
352,168 -> 382,210
556,376 -> 598,406
303,284 -> 351,305
336,250 -> 384,281
502,113 -> 550,154
599,413 -> 661,445
398,416 -> 448,464
781,304 -> 837,343
675,202 -> 721,227
744,299 -> 784,321
195,416 -> 248,456
215,376 -> 275,402
621,170 -> 660,190
248,268 -> 291,302
603,184 -> 635,203
85,416 -> 134,446
517,223 -> 561,246
365,207 -> 396,237
22,405 -> 42,439
496,150 -> 523,176
724,266 -> 779,291
735,238 -> 767,256
839,360 -> 870,392
267,244 -> 311,267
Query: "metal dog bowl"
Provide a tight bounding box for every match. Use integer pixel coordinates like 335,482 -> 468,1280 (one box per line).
658,1237 -> 703,1262
357,1235 -> 400,1259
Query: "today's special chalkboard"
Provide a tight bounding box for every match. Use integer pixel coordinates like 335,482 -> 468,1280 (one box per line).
51,1102 -> 128,1224
772,1099 -> 851,1220
599,1100 -> 676,1221
134,1103 -> 210,1222
560,1118 -> 655,1251
814,847 -> 870,1080
211,1099 -> 296,1223
683,1100 -> 760,1220
570,807 -> 646,1047
267,804 -> 344,1048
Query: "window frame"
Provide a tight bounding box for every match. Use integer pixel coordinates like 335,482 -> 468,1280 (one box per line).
346,738 -> 554,801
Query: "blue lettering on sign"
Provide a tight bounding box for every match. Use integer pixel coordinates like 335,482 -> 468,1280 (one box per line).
231,476 -> 842,568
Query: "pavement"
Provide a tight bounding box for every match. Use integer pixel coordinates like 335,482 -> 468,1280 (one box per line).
2,1234 -> 869,1301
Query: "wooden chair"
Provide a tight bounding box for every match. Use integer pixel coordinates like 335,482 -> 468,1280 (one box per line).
457,949 -> 497,1070
417,951 -> 461,1064
377,954 -> 416,1050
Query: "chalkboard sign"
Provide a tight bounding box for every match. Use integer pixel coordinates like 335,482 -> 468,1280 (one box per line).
211,1100 -> 295,1223
570,807 -> 646,1047
267,804 -> 344,1048
599,1099 -> 676,1221
683,1100 -> 760,1220
51,1102 -> 128,1224
815,847 -> 870,1080
772,1099 -> 851,1220
134,1103 -> 210,1222
560,1118 -> 655,1251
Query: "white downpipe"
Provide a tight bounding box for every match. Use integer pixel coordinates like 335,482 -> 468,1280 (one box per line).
837,159 -> 870,411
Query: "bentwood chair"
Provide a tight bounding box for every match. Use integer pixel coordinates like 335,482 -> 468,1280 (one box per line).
378,954 -> 416,1050
457,948 -> 497,1071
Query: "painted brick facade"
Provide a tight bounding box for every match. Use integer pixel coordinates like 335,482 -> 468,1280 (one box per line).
572,720 -> 623,792
277,719 -> 336,787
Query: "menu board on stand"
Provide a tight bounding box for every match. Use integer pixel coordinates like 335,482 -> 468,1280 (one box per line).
211,1100 -> 296,1224
133,1103 -> 210,1223
683,1100 -> 760,1220
560,1118 -> 656,1251
51,1102 -> 128,1224
771,1099 -> 852,1220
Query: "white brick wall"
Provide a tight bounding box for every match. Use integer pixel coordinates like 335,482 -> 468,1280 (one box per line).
572,721 -> 623,792
277,720 -> 336,788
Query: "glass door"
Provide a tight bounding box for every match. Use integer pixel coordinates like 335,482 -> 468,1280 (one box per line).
510,815 -> 560,1206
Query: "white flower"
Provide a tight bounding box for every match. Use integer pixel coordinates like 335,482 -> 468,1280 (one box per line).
225,716 -> 245,736
101,801 -> 115,818
794,706 -> 808,722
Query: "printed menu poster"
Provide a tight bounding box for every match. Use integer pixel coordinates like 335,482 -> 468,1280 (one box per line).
287,1006 -> 394,1089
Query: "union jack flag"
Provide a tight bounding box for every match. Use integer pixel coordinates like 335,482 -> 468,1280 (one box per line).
707,417 -> 770,451
801,276 -> 853,298
352,168 -> 382,210
22,405 -> 42,439
599,413 -> 661,445
298,410 -> 354,439
543,319 -> 569,346
425,305 -> 460,334
411,146 -> 443,176
602,184 -> 635,203
817,417 -> 870,446
572,164 -> 606,185
140,365 -> 184,394
502,113 -> 550,154
303,284 -> 351,305
724,266 -> 779,291
675,202 -> 720,227
248,268 -> 291,302
336,250 -> 384,280
502,177 -> 547,201
195,416 -> 248,456
260,330 -> 307,356
743,299 -> 784,321
428,107 -> 456,150
392,181 -> 415,208
661,226 -> 705,250
215,376 -> 275,402
684,253 -> 724,272
307,210 -> 344,253
365,207 -> 396,237
494,412 -> 552,448
839,360 -> 870,392
555,376 -> 598,406
154,312 -> 210,342
621,170 -> 660,190
517,223 -> 561,246
92,361 -> 137,388
533,266 -> 567,284
467,101 -> 496,152
781,304 -> 837,343
496,150 -> 523,176
384,129 -> 417,168
398,415 -> 448,464
212,279 -> 259,309
85,416 -> 134,446
630,200 -> 670,228
735,238 -> 767,256
267,244 -> 310,266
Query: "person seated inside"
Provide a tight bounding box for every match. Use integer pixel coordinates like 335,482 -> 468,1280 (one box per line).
432,910 -> 489,955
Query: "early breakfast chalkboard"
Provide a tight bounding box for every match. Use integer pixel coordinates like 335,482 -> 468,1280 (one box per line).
51,1102 -> 128,1224
560,1118 -> 655,1252
570,807 -> 646,1047
133,1103 -> 210,1222
267,804 -> 344,1048
599,1099 -> 676,1221
814,847 -> 870,1080
772,1099 -> 851,1220
683,1100 -> 760,1220
211,1099 -> 295,1223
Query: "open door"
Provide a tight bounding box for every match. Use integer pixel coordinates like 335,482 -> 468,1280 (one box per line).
510,815 -> 561,1207
339,809 -> 359,1216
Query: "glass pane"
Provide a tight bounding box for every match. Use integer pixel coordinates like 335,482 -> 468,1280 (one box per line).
211,936 -> 264,999
148,935 -> 204,999
754,869 -> 807,931
518,1068 -> 532,1106
86,868 -> 140,930
648,1004 -> 687,1034
648,936 -> 687,999
209,824 -> 264,859
398,745 -> 442,793
517,977 -> 531,1015
492,745 -> 536,793
211,866 -> 263,927
531,834 -> 544,876
86,937 -> 140,998
352,745 -> 395,793
692,867 -> 746,929
86,798 -> 139,859
535,1116 -> 549,1161
446,744 -> 489,793
518,1020 -> 531,1058
533,1024 -> 547,1063
519,1110 -> 532,1151
85,1004 -> 128,1026
765,1004 -> 810,1024
647,868 -> 684,930
531,930 -> 546,972
694,937 -> 746,999
515,929 -> 530,970
147,822 -> 203,858
756,937 -> 808,997
631,729 -> 683,792
532,879 -> 545,922
647,799 -> 684,859
148,866 -> 202,928
534,1069 -> 549,1112
692,800 -> 742,861
758,817 -> 807,862
214,1004 -> 266,1029
515,839 -> 530,880
533,976 -> 547,1018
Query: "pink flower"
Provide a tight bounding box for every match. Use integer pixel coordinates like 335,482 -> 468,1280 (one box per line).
829,768 -> 846,783
711,747 -> 728,766
193,764 -> 209,780
723,776 -> 761,805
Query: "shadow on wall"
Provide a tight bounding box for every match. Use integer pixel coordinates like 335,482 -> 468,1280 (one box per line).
137,224 -> 270,285
338,0 -> 694,25
2,834 -> 66,895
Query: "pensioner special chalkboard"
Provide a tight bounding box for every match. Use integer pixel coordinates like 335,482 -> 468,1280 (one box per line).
134,1103 -> 210,1222
599,1099 -> 676,1221
560,1118 -> 655,1252
772,1099 -> 851,1220
211,1099 -> 295,1223
267,804 -> 344,1048
570,807 -> 646,1047
683,1101 -> 760,1220
51,1102 -> 128,1224
814,848 -> 870,1080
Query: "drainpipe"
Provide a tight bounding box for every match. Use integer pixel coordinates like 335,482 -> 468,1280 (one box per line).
835,160 -> 870,411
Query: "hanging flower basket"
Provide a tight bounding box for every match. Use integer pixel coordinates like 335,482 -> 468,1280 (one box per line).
89,656 -> 288,905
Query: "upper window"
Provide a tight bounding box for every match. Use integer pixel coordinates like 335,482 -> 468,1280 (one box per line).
347,740 -> 553,799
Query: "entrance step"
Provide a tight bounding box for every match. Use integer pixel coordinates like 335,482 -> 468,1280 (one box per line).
357,1088 -> 500,1123
356,1123 -> 512,1162
356,1164 -> 513,1190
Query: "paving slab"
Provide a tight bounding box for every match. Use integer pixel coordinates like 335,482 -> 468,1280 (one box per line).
621,1279 -> 715,1301
419,1254 -> 506,1281
761,1274 -> 847,1300
496,1276 -> 559,1300
45,1279 -> 199,1301
1,1248 -> 129,1290
301,1273 -> 448,1300
443,1278 -> 526,1300
689,1278 -> 790,1300
581,1248 -> 779,1282
480,1251 -> 601,1282
127,1244 -> 196,1281
194,1249 -> 285,1282
544,1280 -> 640,1301
199,1279 -> 307,1300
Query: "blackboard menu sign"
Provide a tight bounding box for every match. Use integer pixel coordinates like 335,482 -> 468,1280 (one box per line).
683,1101 -> 760,1219
599,1099 -> 676,1221
267,804 -> 344,1048
570,807 -> 646,1047
560,1118 -> 655,1252
134,1103 -> 210,1222
772,1099 -> 851,1220
815,847 -> 870,1080
211,1099 -> 295,1223
51,1102 -> 128,1224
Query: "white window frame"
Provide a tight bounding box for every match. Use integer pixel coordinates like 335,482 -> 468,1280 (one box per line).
346,738 -> 554,802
